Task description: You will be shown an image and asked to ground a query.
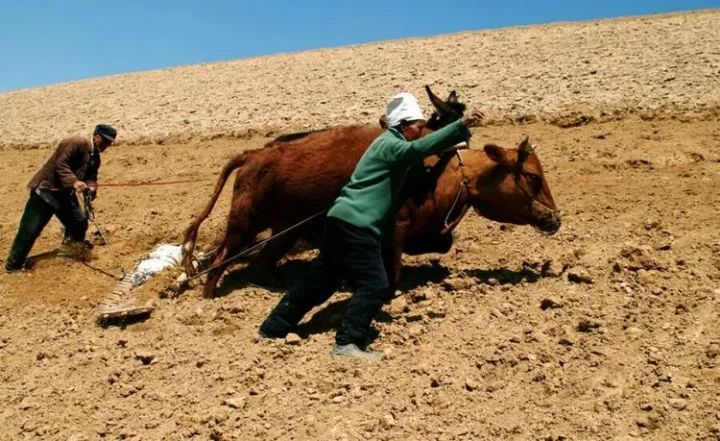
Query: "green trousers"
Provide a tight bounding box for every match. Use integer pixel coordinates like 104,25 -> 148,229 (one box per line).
5,190 -> 87,271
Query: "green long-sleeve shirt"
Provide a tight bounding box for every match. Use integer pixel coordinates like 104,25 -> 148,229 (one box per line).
327,119 -> 470,237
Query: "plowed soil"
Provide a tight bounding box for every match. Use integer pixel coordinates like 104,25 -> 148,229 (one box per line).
0,10 -> 719,441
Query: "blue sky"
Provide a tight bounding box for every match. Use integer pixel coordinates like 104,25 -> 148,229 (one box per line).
1,0 -> 717,91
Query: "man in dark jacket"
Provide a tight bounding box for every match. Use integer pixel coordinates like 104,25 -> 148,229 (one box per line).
4,124 -> 117,273
259,93 -> 483,360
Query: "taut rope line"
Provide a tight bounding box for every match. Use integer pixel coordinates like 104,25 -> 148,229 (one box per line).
101,179 -> 212,187
185,210 -> 327,282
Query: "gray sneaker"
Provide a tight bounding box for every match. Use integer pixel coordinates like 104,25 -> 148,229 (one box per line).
331,344 -> 381,361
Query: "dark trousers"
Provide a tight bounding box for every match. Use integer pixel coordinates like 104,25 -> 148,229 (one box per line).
5,190 -> 87,270
260,217 -> 391,347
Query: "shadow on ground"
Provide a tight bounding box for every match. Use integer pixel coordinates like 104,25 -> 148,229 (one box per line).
215,258 -> 543,298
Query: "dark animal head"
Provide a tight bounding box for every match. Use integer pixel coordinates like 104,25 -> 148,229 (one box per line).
472,136 -> 561,234
379,85 -> 466,130
424,85 -> 466,131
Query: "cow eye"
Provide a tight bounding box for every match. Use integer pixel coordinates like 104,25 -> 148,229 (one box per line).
525,173 -> 543,194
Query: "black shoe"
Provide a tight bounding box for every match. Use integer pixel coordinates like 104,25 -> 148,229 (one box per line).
258,315 -> 292,340
4,265 -> 24,274
254,331 -> 277,343
257,326 -> 288,340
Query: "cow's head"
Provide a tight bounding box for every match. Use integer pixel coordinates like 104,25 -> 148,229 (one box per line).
379,85 -> 466,130
424,85 -> 466,130
472,137 -> 561,234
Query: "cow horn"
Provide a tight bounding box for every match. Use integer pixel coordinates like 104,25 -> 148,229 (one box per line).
425,85 -> 451,114
519,136 -> 534,155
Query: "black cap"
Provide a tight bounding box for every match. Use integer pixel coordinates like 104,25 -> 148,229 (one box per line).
95,124 -> 117,142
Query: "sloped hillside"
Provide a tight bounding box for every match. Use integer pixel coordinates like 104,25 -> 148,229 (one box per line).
0,10 -> 718,149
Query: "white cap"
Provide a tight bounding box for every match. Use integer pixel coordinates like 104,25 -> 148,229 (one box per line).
385,92 -> 425,128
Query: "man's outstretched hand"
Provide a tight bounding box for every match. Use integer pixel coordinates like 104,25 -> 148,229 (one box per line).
462,110 -> 485,128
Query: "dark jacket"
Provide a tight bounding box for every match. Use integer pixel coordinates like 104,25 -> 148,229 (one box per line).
27,136 -> 101,192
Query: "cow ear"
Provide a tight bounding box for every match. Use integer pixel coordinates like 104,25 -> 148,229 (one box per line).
379,115 -> 388,129
484,144 -> 507,166
447,90 -> 458,104
425,85 -> 451,114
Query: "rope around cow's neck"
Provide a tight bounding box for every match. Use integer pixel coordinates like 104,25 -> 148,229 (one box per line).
442,149 -> 470,232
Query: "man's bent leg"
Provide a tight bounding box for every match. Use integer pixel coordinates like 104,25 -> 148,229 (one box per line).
259,251 -> 340,338
5,192 -> 55,271
334,222 -> 391,348
336,286 -> 390,347
55,193 -> 88,242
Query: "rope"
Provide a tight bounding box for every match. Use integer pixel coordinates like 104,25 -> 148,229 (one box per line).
81,261 -> 123,280
101,179 -> 212,187
185,209 -> 327,282
78,209 -> 325,284
443,184 -> 466,230
443,149 -> 470,231
82,191 -> 110,245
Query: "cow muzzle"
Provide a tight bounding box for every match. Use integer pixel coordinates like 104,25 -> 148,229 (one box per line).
536,210 -> 561,235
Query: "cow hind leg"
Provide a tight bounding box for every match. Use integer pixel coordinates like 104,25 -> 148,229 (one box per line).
202,239 -> 229,298
202,231 -> 256,298
202,194 -> 259,298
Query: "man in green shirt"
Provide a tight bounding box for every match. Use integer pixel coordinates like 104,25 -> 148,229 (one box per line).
259,93 -> 483,360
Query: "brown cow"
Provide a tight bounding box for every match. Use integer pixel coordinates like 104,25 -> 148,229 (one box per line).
182,88 -> 464,277
182,91 -> 560,298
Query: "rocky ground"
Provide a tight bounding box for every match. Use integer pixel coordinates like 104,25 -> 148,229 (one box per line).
0,9 -> 719,441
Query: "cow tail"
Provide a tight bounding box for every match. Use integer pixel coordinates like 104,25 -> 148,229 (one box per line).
181,152 -> 250,276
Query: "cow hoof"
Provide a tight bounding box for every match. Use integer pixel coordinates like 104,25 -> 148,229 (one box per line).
201,289 -> 216,299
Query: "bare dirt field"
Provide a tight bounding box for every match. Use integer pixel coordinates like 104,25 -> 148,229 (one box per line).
1,10 -> 719,441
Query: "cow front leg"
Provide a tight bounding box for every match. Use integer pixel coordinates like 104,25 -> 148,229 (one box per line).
203,229 -> 257,298
246,229 -> 301,287
202,204 -> 257,298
